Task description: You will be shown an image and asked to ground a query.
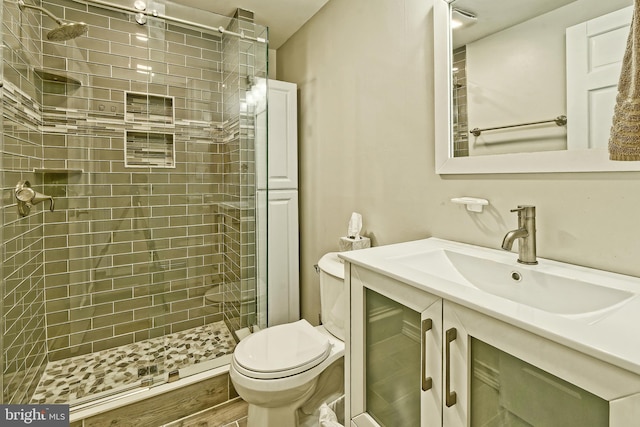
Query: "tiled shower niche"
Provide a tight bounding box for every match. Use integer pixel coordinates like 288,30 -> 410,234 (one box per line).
125,92 -> 175,124
124,93 -> 176,167
124,92 -> 176,168
124,131 -> 175,168
0,0 -> 267,405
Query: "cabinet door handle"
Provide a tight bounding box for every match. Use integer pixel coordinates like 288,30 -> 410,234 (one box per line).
445,327 -> 457,407
421,318 -> 433,391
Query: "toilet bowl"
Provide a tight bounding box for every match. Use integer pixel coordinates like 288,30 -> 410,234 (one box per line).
229,252 -> 346,427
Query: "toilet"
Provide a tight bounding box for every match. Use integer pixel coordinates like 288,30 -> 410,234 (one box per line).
229,252 -> 346,427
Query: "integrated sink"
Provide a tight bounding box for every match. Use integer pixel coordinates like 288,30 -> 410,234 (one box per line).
340,237 -> 640,376
391,248 -> 635,316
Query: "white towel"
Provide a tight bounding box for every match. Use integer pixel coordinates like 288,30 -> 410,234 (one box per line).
319,403 -> 343,427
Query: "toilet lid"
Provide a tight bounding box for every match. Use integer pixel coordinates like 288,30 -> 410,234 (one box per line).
318,252 -> 344,278
233,320 -> 331,379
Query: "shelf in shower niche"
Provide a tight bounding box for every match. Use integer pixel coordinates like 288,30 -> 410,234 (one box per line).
34,69 -> 81,85
125,131 -> 176,168
33,168 -> 84,174
218,201 -> 253,210
125,92 -> 175,125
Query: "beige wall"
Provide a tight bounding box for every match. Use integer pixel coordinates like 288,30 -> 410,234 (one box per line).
276,0 -> 640,324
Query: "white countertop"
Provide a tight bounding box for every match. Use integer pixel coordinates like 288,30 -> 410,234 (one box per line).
339,237 -> 640,376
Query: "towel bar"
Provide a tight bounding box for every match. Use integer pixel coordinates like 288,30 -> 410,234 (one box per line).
470,115 -> 567,137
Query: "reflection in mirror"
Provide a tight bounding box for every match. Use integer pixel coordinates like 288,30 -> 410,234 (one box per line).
450,0 -> 633,158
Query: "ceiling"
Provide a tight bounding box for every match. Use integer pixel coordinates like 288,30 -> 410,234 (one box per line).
173,0 -> 330,49
452,0 -> 577,48
451,0 -> 632,48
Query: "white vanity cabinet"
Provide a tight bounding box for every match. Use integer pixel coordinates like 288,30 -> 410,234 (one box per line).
443,301 -> 640,427
346,262 -> 640,427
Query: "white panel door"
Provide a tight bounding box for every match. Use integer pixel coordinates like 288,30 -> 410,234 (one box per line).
260,189 -> 299,326
260,79 -> 298,190
566,6 -> 632,150
255,79 -> 300,327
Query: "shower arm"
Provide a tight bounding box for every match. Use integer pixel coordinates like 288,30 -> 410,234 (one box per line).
18,0 -> 64,25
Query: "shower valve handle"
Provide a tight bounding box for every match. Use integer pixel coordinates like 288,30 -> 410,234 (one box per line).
15,181 -> 55,217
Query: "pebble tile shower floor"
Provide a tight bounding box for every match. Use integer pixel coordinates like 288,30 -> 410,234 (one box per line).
31,321 -> 236,404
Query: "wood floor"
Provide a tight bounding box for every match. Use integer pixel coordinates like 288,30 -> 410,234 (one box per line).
70,372 -> 246,427
163,399 -> 248,427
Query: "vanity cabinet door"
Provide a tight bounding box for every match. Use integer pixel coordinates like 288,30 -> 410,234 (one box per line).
349,264 -> 442,427
443,300 -> 640,427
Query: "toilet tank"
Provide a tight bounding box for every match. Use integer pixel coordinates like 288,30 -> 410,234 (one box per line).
317,252 -> 346,340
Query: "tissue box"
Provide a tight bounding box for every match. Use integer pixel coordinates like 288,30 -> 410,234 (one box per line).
339,236 -> 371,251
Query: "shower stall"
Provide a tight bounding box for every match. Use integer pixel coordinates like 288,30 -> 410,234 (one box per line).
0,0 -> 269,409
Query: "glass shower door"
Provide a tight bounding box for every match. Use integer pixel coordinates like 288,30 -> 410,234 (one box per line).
1,0 -> 268,407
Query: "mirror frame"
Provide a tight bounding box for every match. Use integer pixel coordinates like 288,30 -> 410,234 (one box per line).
434,0 -> 640,174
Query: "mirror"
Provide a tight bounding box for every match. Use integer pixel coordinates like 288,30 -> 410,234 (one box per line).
434,0 -> 640,174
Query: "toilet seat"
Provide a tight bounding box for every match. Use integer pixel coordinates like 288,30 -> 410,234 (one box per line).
233,320 -> 332,379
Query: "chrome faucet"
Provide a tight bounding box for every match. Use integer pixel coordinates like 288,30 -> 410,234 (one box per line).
501,205 -> 537,265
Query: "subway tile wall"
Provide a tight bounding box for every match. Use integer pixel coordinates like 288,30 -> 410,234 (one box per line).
2,0 -> 49,404
1,0 -> 266,404
452,46 -> 469,158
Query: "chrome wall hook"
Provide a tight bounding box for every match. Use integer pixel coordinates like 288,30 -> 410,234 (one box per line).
15,180 -> 55,217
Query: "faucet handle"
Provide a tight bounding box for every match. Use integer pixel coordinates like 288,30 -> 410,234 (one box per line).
15,180 -> 55,216
510,205 -> 535,215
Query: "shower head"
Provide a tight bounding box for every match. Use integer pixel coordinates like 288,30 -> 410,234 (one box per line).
46,22 -> 89,41
18,0 -> 88,41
